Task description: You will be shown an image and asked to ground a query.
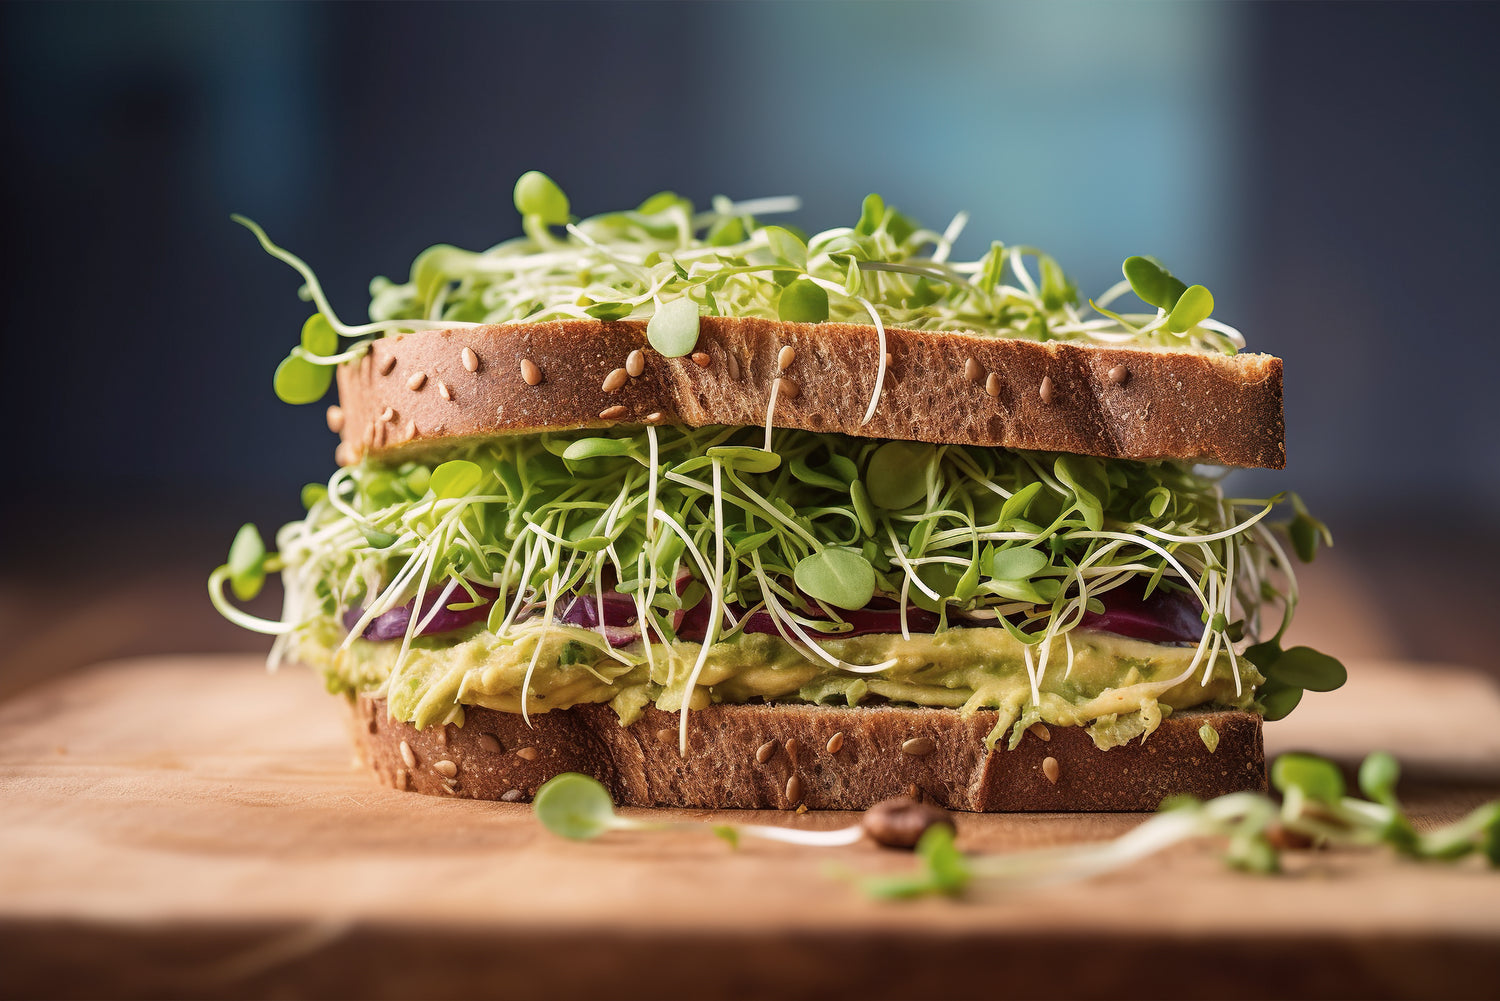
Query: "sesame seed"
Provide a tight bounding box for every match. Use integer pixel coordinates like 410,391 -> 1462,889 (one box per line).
405,419 -> 417,439
985,372 -> 1001,397
461,346 -> 480,372
516,746 -> 539,761
826,731 -> 845,754
477,733 -> 501,754
964,357 -> 983,382
501,788 -> 524,803
438,381 -> 453,401
326,405 -> 344,433
520,358 -> 543,386
1040,375 -> 1055,403
395,768 -> 410,791
399,740 -> 416,769
655,728 -> 675,744
602,367 -> 629,393
776,376 -> 800,400
433,759 -> 458,778
727,353 -> 741,381
777,345 -> 796,371
785,738 -> 800,761
1043,756 -> 1061,784
379,406 -> 395,423
785,774 -> 803,805
378,354 -> 397,376
755,739 -> 777,764
901,736 -> 936,757
599,405 -> 627,420
626,349 -> 645,377
1030,723 -> 1051,742
645,411 -> 664,424
1108,364 -> 1129,385
406,371 -> 427,391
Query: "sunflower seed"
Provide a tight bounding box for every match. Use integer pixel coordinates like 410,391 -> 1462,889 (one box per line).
399,740 -> 416,769
520,359 -> 543,386
901,737 -> 936,757
626,349 -> 645,377
461,346 -> 480,372
1043,756 -> 1061,784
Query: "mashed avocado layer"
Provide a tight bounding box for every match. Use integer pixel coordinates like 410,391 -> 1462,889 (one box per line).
297,622 -> 1261,751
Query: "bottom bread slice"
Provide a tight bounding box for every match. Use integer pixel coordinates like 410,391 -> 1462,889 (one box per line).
349,699 -> 1265,812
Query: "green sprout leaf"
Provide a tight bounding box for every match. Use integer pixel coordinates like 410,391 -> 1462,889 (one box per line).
1264,646 -> 1347,693
300,313 -> 338,357
362,528 -> 398,550
1199,722 -> 1220,753
855,193 -> 884,236
1271,752 -> 1345,804
763,225 -> 808,270
300,483 -> 327,510
1166,285 -> 1214,333
272,354 -> 333,404
795,548 -> 877,611
865,441 -> 931,510
563,438 -> 632,463
430,459 -> 482,499
533,772 -> 618,840
1259,683 -> 1304,722
585,302 -> 633,321
706,445 -> 782,474
778,278 -> 829,322
1359,751 -> 1401,807
1039,254 -> 1075,311
1122,256 -> 1188,312
988,546 -> 1049,580
1287,494 -> 1333,563
227,523 -> 267,601
513,170 -> 570,226
647,297 -> 700,357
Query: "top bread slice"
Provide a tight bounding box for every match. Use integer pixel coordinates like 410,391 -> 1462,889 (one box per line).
331,317 -> 1285,469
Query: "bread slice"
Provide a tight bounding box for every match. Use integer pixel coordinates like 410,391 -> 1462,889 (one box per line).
332,317 -> 1285,469
349,698 -> 1265,812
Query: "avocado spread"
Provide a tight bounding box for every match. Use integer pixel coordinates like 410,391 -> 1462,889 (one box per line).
296,622 -> 1261,752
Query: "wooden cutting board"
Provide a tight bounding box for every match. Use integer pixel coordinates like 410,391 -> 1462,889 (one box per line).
2,655 -> 1498,1000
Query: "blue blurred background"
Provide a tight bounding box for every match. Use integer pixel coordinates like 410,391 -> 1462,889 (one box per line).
2,1 -> 1497,671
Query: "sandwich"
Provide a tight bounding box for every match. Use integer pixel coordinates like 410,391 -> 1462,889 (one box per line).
211,171 -> 1344,811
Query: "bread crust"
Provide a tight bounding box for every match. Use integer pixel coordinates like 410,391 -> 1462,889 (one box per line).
333,318 -> 1285,469
349,699 -> 1265,812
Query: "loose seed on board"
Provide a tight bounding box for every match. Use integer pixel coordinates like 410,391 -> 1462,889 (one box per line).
1043,756 -> 1061,784
626,349 -> 645,377
645,411 -> 664,424
785,774 -> 803,805
755,739 -> 778,764
777,345 -> 796,371
433,759 -> 458,778
461,346 -> 480,372
1107,364 -> 1129,385
599,405 -> 627,420
516,746 -> 539,761
379,406 -> 395,423
826,731 -> 845,754
399,740 -> 416,769
477,733 -> 502,754
378,354 -> 397,376
691,351 -> 711,368
602,367 -> 629,393
776,376 -> 800,400
985,372 -> 1002,398
520,358 -> 544,386
785,738 -> 800,761
438,381 -> 453,401
964,357 -> 983,382
326,405 -> 344,433
655,728 -> 675,744
406,371 -> 428,392
501,788 -> 524,803
1030,723 -> 1052,742
1039,375 -> 1055,403
901,737 -> 936,757
726,353 -> 741,381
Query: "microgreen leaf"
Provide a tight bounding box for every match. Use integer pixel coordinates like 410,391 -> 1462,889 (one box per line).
763,226 -> 808,269
795,548 -> 877,611
1264,646 -> 1347,693
513,170 -> 570,226
706,445 -> 782,473
1166,285 -> 1214,333
865,441 -> 931,510
1259,683 -> 1303,722
778,278 -> 829,323
300,313 -> 338,357
430,459 -> 482,498
988,546 -> 1048,580
1271,753 -> 1345,804
300,483 -> 327,510
855,193 -> 884,236
647,297 -> 700,357
1122,256 -> 1188,311
362,528 -> 398,549
585,302 -> 633,321
533,772 -> 619,840
563,438 -> 632,462
227,523 -> 266,601
1199,723 -> 1220,753
1038,254 -> 1075,311
272,354 -> 333,404
1358,751 -> 1401,807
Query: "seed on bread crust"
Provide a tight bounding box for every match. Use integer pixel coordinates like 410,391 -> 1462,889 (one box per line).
406,371 -> 428,392
461,346 -> 480,372
438,380 -> 453,401
775,376 -> 800,400
377,353 -> 397,376
645,411 -> 664,424
399,740 -> 417,769
755,739 -> 777,764
777,345 -> 796,371
785,738 -> 800,761
691,352 -> 712,368
501,788 -> 524,803
964,357 -> 983,382
326,405 -> 344,433
726,352 -> 741,381
626,349 -> 645,377
600,405 -> 628,420
901,736 -> 936,757
826,731 -> 845,754
477,733 -> 502,754
602,367 -> 629,393
985,372 -> 1001,397
515,746 -> 539,761
379,406 -> 395,423
520,358 -> 544,386
1043,756 -> 1061,784
433,759 -> 458,778
655,728 -> 675,744
1040,375 -> 1055,403
785,774 -> 803,805
1108,364 -> 1129,385
1030,723 -> 1052,742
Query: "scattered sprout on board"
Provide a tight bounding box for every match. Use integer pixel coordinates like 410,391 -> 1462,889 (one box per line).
234,170 -> 1247,408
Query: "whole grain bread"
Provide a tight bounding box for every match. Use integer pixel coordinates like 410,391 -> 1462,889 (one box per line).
349,699 -> 1265,812
331,318 -> 1285,469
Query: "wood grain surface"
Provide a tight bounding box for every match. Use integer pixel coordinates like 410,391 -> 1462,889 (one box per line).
2,655 -> 1498,1000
